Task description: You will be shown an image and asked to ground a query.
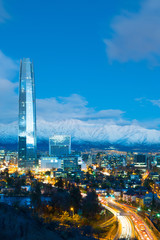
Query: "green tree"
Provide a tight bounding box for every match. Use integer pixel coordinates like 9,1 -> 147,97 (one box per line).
26,170 -> 34,180
45,171 -> 51,176
51,189 -> 70,213
144,179 -> 154,191
70,186 -> 82,213
151,194 -> 156,211
6,176 -> 14,187
82,189 -> 101,219
14,178 -> 26,194
30,181 -> 41,208
14,179 -> 22,194
55,177 -> 64,189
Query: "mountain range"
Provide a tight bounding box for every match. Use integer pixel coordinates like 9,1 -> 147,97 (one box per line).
0,119 -> 160,151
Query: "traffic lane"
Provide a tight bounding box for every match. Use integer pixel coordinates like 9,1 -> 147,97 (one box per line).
111,200 -> 157,240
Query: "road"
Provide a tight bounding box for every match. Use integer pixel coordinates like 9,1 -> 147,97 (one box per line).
112,201 -> 158,240
104,198 -> 158,240
100,197 -> 135,239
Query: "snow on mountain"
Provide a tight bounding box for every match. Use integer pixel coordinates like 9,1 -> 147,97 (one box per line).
1,119 -> 160,146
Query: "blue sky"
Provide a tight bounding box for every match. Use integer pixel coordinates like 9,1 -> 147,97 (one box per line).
1,0 -> 160,143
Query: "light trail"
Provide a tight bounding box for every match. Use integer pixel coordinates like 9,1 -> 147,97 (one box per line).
101,199 -> 134,239
119,216 -> 132,239
130,212 -> 154,240
111,200 -> 158,240
100,196 -> 158,240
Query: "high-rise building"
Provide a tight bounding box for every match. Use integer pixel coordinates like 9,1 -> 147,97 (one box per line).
134,154 -> 147,169
0,150 -> 5,161
18,58 -> 37,168
154,155 -> 160,168
126,152 -> 134,165
61,155 -> 79,171
49,135 -> 71,156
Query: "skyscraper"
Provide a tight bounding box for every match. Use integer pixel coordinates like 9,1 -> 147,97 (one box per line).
49,135 -> 71,156
18,58 -> 37,168
134,154 -> 147,169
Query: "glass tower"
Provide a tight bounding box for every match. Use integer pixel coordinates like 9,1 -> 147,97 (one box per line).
18,58 -> 37,168
49,135 -> 71,156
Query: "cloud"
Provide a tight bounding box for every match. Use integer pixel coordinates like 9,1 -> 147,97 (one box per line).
136,97 -> 160,108
105,0 -> 160,63
0,51 -> 125,124
0,51 -> 18,123
0,0 -> 10,23
37,94 -> 124,121
138,118 -> 160,129
149,99 -> 160,108
135,97 -> 145,102
0,51 -> 18,78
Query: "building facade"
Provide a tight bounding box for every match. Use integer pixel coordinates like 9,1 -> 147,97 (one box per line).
39,157 -> 61,169
18,58 -> 37,168
155,155 -> 160,168
134,154 -> 147,170
49,135 -> 71,156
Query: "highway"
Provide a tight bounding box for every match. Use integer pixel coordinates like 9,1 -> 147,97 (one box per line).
112,201 -> 158,240
100,197 -> 135,239
104,198 -> 158,240
119,215 -> 133,239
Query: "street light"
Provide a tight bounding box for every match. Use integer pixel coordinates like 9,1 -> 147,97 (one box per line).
70,207 -> 74,216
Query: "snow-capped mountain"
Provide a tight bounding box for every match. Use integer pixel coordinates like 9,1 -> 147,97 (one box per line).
0,119 -> 160,149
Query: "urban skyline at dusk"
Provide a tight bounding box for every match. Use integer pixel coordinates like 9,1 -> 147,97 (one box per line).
0,1 -> 160,240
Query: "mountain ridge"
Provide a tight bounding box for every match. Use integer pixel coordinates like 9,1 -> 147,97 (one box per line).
0,119 -> 160,151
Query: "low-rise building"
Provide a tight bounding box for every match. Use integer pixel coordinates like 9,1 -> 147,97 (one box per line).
39,157 -> 61,170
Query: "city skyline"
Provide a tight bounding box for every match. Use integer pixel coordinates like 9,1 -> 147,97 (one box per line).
1,0 -> 160,147
0,1 -> 160,240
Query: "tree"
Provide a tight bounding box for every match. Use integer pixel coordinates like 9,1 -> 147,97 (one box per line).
82,189 -> 101,219
55,177 -> 64,189
26,170 -> 34,180
14,178 -> 26,194
4,168 -> 9,179
86,171 -> 90,181
45,171 -> 51,176
144,179 -> 154,191
70,186 -> 82,213
51,189 -> 70,213
151,194 -> 156,211
30,181 -> 41,208
6,176 -> 14,187
14,179 -> 22,194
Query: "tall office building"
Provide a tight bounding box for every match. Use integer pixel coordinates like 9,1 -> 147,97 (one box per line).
154,155 -> 160,168
18,58 -> 37,168
49,135 -> 71,156
134,154 -> 147,169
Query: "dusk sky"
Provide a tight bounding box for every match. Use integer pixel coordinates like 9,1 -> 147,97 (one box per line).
1,0 -> 160,144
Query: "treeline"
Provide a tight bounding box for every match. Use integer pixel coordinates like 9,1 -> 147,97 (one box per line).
31,177 -> 102,220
